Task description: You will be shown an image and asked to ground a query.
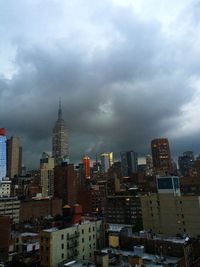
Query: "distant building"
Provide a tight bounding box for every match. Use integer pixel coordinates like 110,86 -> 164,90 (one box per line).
121,150 -> 138,177
40,220 -> 103,267
0,179 -> 11,197
178,151 -> 195,177
6,136 -> 22,178
0,128 -> 7,180
151,138 -> 172,175
40,152 -> 54,197
82,155 -> 90,179
52,99 -> 69,166
146,154 -> 153,176
156,175 -> 181,196
100,152 -> 113,173
54,164 -> 77,205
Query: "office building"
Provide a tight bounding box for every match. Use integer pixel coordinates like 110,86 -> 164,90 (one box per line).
151,138 -> 172,175
105,195 -> 142,230
0,128 -> 7,180
40,220 -> 103,267
0,197 -> 20,223
121,150 -> 138,177
54,164 -> 77,205
82,155 -> 90,179
0,179 -> 11,197
100,152 -> 113,173
40,152 -> 54,197
7,136 -> 22,178
52,100 -> 69,166
157,175 -> 181,196
178,151 -> 195,177
141,193 -> 200,237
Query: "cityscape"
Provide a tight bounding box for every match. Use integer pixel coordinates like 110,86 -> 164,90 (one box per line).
1,1 -> 200,267
1,101 -> 200,267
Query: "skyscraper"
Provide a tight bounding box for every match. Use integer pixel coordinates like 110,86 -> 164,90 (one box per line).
120,150 -> 138,177
52,100 -> 69,166
100,152 -> 113,173
0,128 -> 6,180
6,136 -> 22,178
82,155 -> 91,179
151,138 -> 172,175
40,152 -> 54,197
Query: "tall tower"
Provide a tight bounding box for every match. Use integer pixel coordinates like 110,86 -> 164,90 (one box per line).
151,138 -> 172,176
52,99 -> 69,166
83,155 -> 91,179
7,136 -> 22,178
40,152 -> 54,197
0,128 -> 7,180
120,150 -> 138,177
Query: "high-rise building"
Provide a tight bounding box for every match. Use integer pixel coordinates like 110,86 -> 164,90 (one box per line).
100,152 -> 113,173
6,136 -> 22,178
54,163 -> 77,205
82,155 -> 91,179
40,152 -> 54,197
52,100 -> 69,166
121,150 -> 138,177
151,138 -> 172,175
0,128 -> 7,181
178,151 -> 195,177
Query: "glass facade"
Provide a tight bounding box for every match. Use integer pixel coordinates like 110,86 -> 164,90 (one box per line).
0,135 -> 6,180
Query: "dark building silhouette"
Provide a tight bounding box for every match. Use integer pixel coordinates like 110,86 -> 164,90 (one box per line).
151,138 -> 172,175
178,151 -> 195,177
121,150 -> 138,177
52,100 -> 69,166
54,163 -> 77,205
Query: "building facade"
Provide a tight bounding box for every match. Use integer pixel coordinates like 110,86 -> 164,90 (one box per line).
100,153 -> 113,173
40,220 -> 103,267
82,155 -> 90,179
40,152 -> 54,197
54,164 -> 77,205
0,128 -> 7,180
141,193 -> 200,237
151,138 -> 172,176
52,100 -> 69,166
121,150 -> 138,177
0,197 -> 20,223
7,136 -> 22,178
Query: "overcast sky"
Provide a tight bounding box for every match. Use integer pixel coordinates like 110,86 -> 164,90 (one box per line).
1,0 -> 200,169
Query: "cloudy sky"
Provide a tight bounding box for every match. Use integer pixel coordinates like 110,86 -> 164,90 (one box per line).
1,0 -> 200,169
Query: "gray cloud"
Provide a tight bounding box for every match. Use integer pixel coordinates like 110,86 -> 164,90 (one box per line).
1,0 -> 200,168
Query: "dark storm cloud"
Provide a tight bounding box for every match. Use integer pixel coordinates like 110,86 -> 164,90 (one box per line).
1,0 -> 200,167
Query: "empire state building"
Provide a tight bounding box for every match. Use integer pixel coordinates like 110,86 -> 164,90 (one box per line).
52,100 -> 69,166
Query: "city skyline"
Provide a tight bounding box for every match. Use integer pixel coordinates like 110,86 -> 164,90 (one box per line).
1,0 -> 200,168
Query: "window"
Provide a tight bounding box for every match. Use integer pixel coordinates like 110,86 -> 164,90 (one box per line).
82,229 -> 84,234
61,234 -> 64,240
82,238 -> 84,243
89,227 -> 91,232
62,253 -> 64,259
61,244 -> 64,249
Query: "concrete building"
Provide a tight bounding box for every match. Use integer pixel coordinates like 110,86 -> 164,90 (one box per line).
40,152 -> 54,197
7,136 -> 22,178
54,164 -> 77,205
20,197 -> 62,222
105,195 -> 142,231
141,193 -> 200,237
52,100 -> 69,166
0,128 -> 7,180
0,197 -> 20,223
0,179 -> 11,197
151,138 -> 172,176
40,220 -> 103,267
